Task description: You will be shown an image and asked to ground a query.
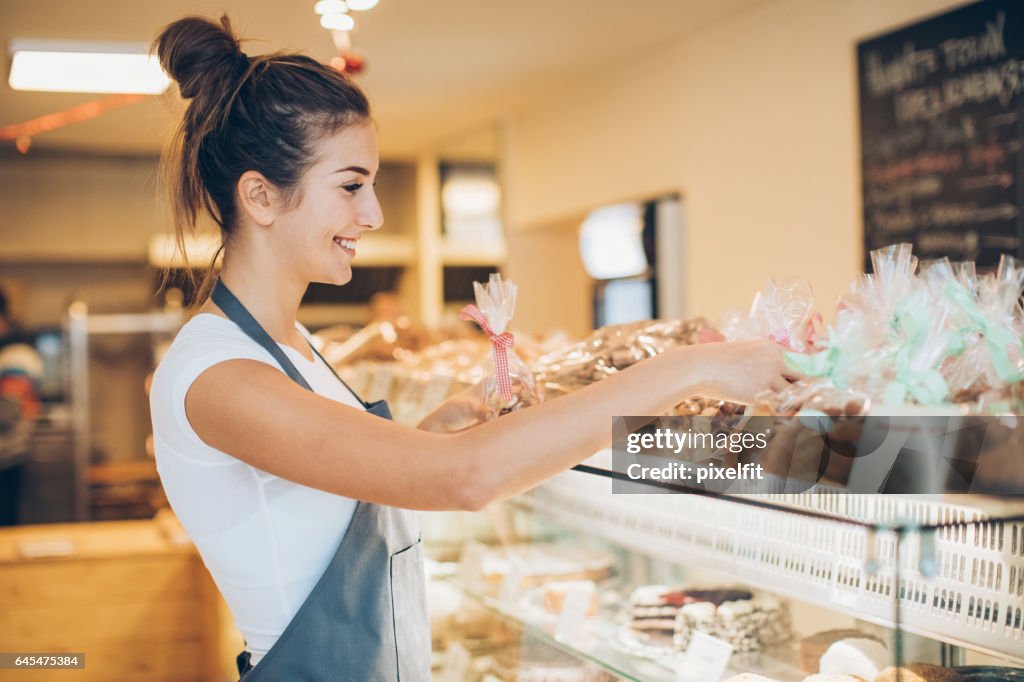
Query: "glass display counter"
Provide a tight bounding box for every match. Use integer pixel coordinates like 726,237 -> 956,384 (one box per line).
430,451 -> 1024,682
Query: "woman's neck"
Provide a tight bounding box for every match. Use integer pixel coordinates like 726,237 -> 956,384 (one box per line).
216,251 -> 307,343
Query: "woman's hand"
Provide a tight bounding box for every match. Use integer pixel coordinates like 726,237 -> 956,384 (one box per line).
683,339 -> 796,404
416,380 -> 489,433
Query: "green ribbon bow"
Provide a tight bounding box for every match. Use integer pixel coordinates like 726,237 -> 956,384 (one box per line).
881,295 -> 951,406
942,280 -> 1024,384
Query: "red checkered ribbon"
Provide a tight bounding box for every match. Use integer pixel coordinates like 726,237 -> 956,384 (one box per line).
769,313 -> 823,351
768,327 -> 793,348
459,304 -> 515,401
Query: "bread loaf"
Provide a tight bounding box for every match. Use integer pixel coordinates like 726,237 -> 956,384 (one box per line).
819,638 -> 890,681
800,629 -> 884,672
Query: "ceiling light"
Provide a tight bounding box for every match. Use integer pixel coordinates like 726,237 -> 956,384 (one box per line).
346,0 -> 380,9
8,40 -> 170,94
314,0 -> 348,15
320,13 -> 355,31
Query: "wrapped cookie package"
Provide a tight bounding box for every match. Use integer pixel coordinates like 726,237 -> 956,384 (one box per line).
721,277 -> 818,352
460,274 -> 544,419
772,244 -> 1024,416
532,317 -> 744,417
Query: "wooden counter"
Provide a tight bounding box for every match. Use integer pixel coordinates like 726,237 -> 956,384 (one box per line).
0,517 -> 237,682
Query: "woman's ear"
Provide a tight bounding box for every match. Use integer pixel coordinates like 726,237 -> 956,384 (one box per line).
236,171 -> 278,226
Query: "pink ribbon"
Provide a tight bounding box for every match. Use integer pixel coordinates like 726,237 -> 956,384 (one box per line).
768,328 -> 793,348
459,304 -> 515,401
804,312 -> 824,348
770,313 -> 824,351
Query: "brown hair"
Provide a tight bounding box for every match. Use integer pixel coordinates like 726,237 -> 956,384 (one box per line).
152,14 -> 371,304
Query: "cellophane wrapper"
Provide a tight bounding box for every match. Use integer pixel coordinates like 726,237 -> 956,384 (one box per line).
768,244 -> 1024,415
933,254 -> 1024,406
533,318 -> 744,417
721,278 -> 817,352
765,245 -> 901,413
471,274 -> 544,419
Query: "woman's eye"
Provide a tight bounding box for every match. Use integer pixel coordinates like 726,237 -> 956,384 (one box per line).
342,183 -> 363,193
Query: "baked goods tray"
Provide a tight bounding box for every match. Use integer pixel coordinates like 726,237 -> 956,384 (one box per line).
514,452 -> 1024,666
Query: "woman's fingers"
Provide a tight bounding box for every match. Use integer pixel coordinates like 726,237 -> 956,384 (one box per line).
690,339 -> 805,404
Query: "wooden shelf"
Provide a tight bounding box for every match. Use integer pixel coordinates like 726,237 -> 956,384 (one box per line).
440,239 -> 506,266
0,245 -> 146,265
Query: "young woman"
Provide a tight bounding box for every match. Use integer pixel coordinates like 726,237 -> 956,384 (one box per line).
148,15 -> 793,682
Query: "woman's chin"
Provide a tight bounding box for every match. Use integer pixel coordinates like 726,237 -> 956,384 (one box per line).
315,269 -> 353,286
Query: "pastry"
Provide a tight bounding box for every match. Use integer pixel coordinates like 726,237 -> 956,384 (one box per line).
875,664 -> 962,682
723,675 -> 780,682
819,638 -> 890,681
673,593 -> 791,652
749,596 -> 791,645
802,675 -> 867,682
800,630 -> 885,673
627,585 -> 685,639
542,580 -> 597,616
662,588 -> 753,606
628,586 -> 754,640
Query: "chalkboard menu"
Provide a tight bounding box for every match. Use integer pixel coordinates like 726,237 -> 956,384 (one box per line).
858,0 -> 1024,270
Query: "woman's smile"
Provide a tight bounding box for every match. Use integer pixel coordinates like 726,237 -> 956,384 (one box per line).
333,236 -> 358,258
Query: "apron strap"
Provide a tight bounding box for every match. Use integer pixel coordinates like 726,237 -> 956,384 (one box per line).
236,650 -> 253,678
211,279 -> 371,408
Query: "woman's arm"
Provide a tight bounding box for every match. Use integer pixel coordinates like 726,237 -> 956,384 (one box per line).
415,380 -> 488,434
185,339 -> 788,511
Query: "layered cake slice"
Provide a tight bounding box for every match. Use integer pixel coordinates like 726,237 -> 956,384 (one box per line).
628,586 -> 753,645
673,593 -> 792,652
627,585 -> 686,641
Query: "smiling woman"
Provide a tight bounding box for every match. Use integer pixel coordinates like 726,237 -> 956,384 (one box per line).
149,15 -> 410,680
153,13 -> 372,304
146,12 -> 790,682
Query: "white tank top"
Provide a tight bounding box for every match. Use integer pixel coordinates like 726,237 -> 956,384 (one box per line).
149,313 -> 363,666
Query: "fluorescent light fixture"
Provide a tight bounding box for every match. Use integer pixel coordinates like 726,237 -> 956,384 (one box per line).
9,39 -> 170,94
314,0 -> 349,15
347,0 -> 380,9
320,13 -> 355,30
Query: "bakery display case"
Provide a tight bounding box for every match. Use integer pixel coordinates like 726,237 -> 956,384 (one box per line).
430,458 -> 1024,682
324,251 -> 1024,681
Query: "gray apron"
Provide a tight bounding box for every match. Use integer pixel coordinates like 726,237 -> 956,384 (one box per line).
212,281 -> 431,682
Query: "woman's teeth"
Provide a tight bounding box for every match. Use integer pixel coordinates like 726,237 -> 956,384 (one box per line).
333,237 -> 357,251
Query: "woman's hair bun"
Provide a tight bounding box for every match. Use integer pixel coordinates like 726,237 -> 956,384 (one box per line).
153,14 -> 245,100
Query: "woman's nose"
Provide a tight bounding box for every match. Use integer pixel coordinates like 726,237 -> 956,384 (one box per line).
360,194 -> 384,231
